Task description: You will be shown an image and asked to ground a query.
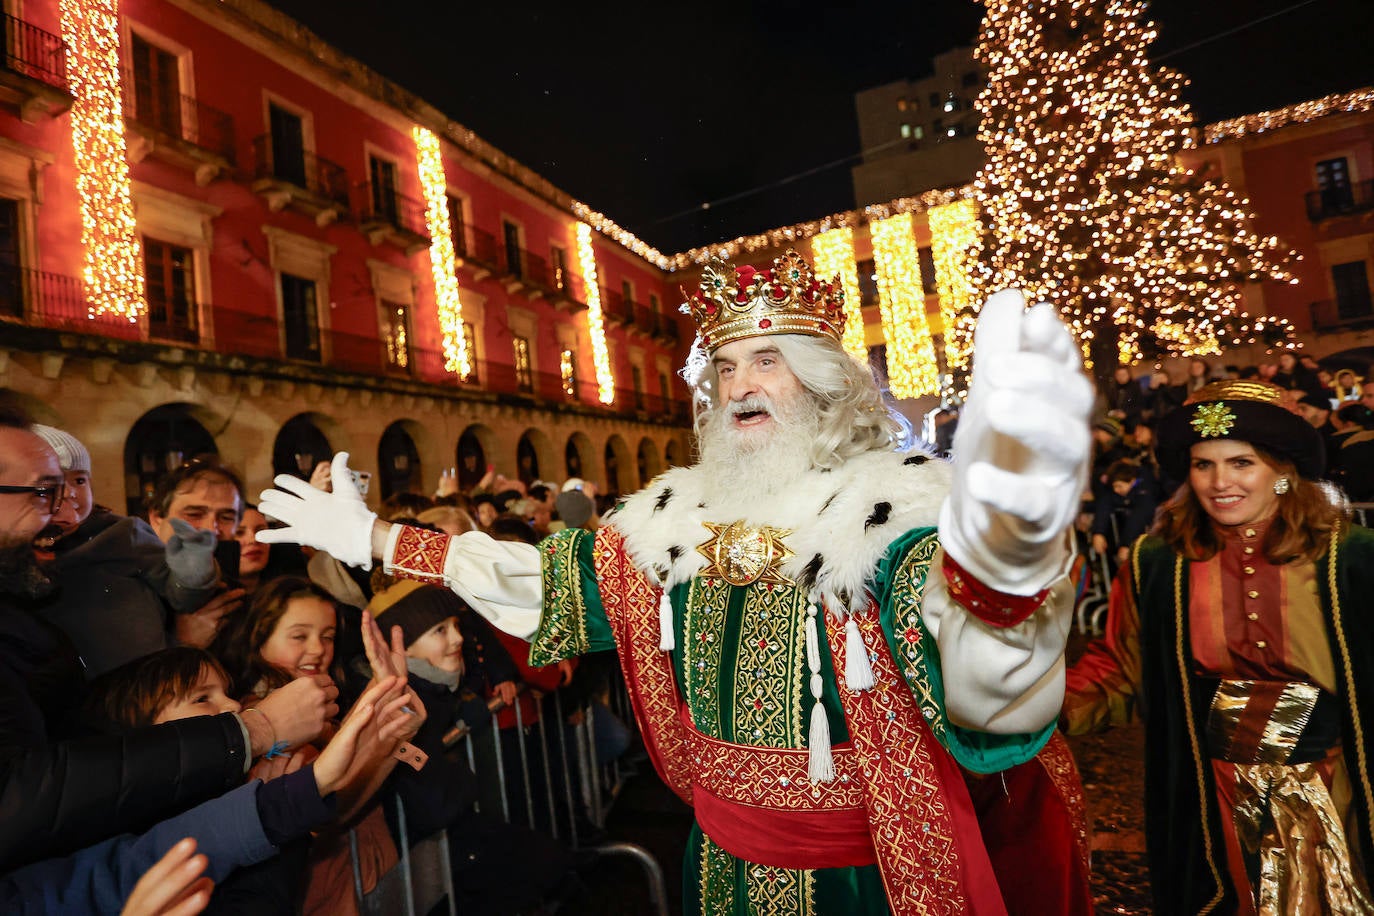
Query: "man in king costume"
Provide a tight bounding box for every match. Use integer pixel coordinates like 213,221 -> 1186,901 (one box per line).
258,251 -> 1096,915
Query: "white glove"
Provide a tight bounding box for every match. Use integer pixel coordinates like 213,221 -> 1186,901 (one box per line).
165,518 -> 218,589
258,452 -> 377,569
938,289 -> 1093,594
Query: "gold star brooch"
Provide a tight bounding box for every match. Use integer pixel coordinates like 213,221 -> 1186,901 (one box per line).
696,520 -> 794,587
1190,402 -> 1235,439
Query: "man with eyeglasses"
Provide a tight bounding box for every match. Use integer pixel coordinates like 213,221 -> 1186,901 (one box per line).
0,404 -> 338,875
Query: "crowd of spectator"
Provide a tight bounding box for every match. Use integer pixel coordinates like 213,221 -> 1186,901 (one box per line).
1083,353 -> 1374,565
0,397 -> 626,914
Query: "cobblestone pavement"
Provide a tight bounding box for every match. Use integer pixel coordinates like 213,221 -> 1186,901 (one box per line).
1064,631 -> 1153,914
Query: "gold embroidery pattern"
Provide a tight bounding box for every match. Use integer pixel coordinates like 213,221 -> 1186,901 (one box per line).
684,577 -> 731,738
388,525 -> 450,582
732,583 -> 807,747
831,601 -> 965,914
1036,731 -> 1091,875
885,534 -> 947,743
529,528 -> 590,667
1168,549 -> 1227,914
683,712 -> 868,811
596,526 -> 694,804
698,832 -> 735,916
745,861 -> 815,916
1327,532 -> 1374,840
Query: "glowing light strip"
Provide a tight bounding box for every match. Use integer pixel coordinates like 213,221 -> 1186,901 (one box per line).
1205,86 -> 1374,144
576,222 -> 615,405
870,213 -> 939,399
412,125 -> 469,378
61,0 -> 145,322
926,199 -> 981,378
809,227 -> 868,363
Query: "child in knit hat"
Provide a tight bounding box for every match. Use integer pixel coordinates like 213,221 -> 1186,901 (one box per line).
364,580 -> 580,913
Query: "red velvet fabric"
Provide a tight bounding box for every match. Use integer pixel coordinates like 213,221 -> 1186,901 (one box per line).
942,554 -> 1050,627
692,782 -> 878,870
964,738 -> 1094,916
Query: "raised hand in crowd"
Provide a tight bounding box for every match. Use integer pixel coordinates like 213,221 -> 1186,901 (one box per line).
243,674 -> 339,756
174,587 -> 246,649
118,838 -> 212,916
308,460 -> 332,493
435,467 -> 460,498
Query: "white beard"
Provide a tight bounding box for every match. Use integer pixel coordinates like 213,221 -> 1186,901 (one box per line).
695,391 -> 821,498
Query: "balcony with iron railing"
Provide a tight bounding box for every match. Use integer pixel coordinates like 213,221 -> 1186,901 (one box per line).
0,264 -> 205,344
0,13 -> 70,120
2,264 -> 690,424
356,182 -> 429,254
250,136 -> 351,224
1311,296 -> 1374,332
451,224 -> 502,280
121,72 -> 235,183
599,287 -> 635,329
1306,180 -> 1374,222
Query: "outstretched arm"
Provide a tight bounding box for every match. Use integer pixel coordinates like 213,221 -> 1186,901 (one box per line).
257,453 -> 543,637
932,290 -> 1093,734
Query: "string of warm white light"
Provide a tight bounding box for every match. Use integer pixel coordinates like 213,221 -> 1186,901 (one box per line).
413,125 -> 471,379
575,222 -> 616,404
1205,86 -> 1374,144
809,227 -> 868,363
971,0 -> 1297,370
926,199 -> 982,381
60,0 -> 146,322
870,213 -> 939,398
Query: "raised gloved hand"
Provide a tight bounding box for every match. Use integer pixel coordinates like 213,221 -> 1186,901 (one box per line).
938,289 -> 1093,594
258,452 -> 377,569
165,518 -> 218,589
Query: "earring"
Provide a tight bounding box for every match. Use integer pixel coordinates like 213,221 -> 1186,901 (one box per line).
1273,477 -> 1291,495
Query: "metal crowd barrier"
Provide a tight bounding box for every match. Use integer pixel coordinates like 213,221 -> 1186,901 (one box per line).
351,667 -> 669,915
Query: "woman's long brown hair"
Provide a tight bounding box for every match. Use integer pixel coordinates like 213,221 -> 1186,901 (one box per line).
1153,446 -> 1348,565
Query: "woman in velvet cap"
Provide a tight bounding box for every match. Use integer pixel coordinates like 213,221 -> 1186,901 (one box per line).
1063,380 -> 1374,914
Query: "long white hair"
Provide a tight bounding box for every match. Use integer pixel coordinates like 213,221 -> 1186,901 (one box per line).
684,334 -> 910,469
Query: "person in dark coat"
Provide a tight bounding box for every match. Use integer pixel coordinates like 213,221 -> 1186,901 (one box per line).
0,406 -> 337,874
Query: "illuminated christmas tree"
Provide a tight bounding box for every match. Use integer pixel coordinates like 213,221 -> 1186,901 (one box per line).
972,0 -> 1298,375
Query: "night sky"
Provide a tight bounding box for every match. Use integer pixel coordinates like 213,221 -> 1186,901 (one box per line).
264,0 -> 1374,254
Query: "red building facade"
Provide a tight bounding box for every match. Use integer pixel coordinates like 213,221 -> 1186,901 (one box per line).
0,0 -> 691,512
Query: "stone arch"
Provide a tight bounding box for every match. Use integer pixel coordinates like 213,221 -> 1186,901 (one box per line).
665,435 -> 689,468
637,436 -> 663,485
516,426 -> 555,486
123,402 -> 220,516
565,431 -> 593,483
377,420 -> 425,499
456,424 -> 496,491
603,433 -> 633,496
272,413 -> 336,480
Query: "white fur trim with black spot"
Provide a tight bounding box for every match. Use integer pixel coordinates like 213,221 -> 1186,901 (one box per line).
608,448 -> 950,613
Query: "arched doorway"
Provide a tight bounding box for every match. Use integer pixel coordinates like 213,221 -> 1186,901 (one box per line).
272,414 -> 333,481
516,433 -> 540,485
604,434 -> 631,497
378,421 -> 422,499
637,437 -> 662,484
565,432 -> 590,482
124,404 -> 219,516
455,425 -> 491,491
665,437 -> 686,468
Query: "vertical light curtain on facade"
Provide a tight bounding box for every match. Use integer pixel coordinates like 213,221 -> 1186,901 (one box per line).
809,227 -> 869,364
576,223 -> 616,405
870,213 -> 939,399
412,125 -> 471,378
60,0 -> 147,321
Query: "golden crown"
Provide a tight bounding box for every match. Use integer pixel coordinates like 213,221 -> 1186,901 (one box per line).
683,249 -> 847,352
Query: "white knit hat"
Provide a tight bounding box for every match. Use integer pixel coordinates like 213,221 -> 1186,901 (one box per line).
31,424 -> 91,472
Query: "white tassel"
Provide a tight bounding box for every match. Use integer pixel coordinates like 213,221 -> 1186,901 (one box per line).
808,701 -> 835,782
844,617 -> 875,691
658,588 -> 675,651
804,598 -> 835,782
